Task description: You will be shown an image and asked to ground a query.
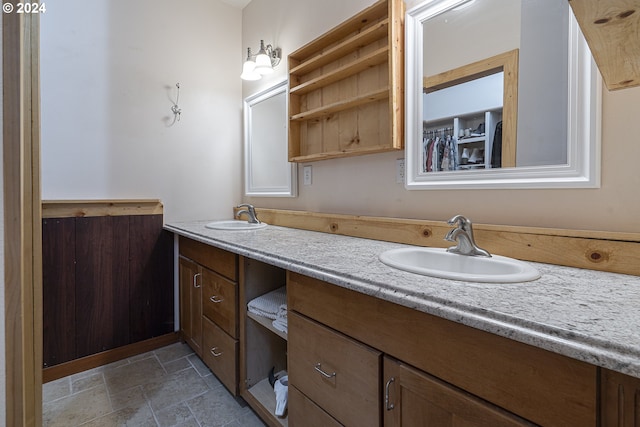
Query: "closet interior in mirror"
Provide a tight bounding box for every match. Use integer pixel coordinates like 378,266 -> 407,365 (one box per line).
405,0 -> 601,189
422,49 -> 518,172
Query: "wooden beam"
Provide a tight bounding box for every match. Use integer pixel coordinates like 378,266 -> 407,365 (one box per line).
568,0 -> 640,90
42,199 -> 163,218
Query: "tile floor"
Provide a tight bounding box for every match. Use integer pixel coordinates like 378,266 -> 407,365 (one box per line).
42,342 -> 265,427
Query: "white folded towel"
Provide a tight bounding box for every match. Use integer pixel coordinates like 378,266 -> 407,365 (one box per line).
272,303 -> 288,333
276,303 -> 287,320
248,286 -> 286,320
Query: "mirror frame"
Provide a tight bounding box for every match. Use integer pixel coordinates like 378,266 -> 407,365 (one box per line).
244,80 -> 298,197
405,0 -> 602,190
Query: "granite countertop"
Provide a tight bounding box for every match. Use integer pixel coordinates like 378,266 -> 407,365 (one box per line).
165,220 -> 640,379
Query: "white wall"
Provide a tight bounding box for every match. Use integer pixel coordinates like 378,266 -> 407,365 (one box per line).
517,0 -> 569,166
38,0 -> 640,232
243,0 -> 640,233
422,0 -> 520,76
41,0 -> 243,222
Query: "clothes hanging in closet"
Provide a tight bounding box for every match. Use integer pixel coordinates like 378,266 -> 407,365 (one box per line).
491,120 -> 503,168
423,130 -> 457,172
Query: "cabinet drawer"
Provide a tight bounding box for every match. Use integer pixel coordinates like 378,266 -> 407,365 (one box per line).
202,317 -> 238,395
179,236 -> 237,281
288,312 -> 381,427
289,385 -> 343,427
202,268 -> 237,338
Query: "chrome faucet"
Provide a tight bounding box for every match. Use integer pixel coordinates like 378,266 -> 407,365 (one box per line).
444,215 -> 491,257
236,204 -> 261,224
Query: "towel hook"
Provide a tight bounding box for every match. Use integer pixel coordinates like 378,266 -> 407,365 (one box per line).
170,83 -> 182,122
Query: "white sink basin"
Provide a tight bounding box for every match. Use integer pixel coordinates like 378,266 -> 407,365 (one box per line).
205,220 -> 268,231
379,247 -> 540,283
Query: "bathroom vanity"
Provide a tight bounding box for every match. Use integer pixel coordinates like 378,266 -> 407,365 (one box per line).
167,219 -> 640,427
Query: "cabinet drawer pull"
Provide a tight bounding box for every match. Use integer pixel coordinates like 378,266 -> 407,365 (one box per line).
385,377 -> 395,410
209,295 -> 223,303
314,363 -> 336,379
193,273 -> 201,288
210,347 -> 222,357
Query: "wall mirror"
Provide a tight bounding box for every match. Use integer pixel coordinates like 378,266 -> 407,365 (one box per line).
244,80 -> 297,197
405,0 -> 602,189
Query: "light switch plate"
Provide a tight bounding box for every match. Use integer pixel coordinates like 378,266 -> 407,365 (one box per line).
396,159 -> 405,184
303,165 -> 312,186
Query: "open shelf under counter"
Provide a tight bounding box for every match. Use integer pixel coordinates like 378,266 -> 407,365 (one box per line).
247,311 -> 287,341
247,375 -> 289,427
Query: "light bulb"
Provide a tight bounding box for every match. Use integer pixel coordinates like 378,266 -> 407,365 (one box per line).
241,60 -> 260,80
254,40 -> 274,75
240,48 -> 261,81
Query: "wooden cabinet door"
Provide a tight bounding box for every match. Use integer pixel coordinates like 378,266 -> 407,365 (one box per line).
601,369 -> 640,427
383,357 -> 533,427
179,256 -> 202,354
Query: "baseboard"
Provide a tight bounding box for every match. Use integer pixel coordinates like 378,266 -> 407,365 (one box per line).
43,332 -> 180,383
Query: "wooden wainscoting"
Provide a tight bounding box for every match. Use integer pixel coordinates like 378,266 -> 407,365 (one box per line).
42,199 -> 175,379
238,208 -> 640,277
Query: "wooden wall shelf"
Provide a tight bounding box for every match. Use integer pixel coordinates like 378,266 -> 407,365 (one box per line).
288,0 -> 404,162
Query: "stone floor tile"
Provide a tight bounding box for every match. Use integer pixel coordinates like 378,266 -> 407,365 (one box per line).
75,358 -> 130,380
186,389 -> 246,427
174,420 -> 201,427
162,357 -> 192,374
43,377 -> 71,404
202,373 -> 224,390
71,373 -> 104,394
155,342 -> 194,365
225,407 -> 266,427
104,357 -> 167,394
154,401 -> 195,427
188,354 -> 212,377
127,351 -> 157,364
43,384 -> 112,427
79,404 -> 157,427
41,343 -> 266,427
144,368 -> 210,412
110,385 -> 148,412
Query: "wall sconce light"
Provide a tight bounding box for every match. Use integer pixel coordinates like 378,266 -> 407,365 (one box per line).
241,40 -> 282,81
